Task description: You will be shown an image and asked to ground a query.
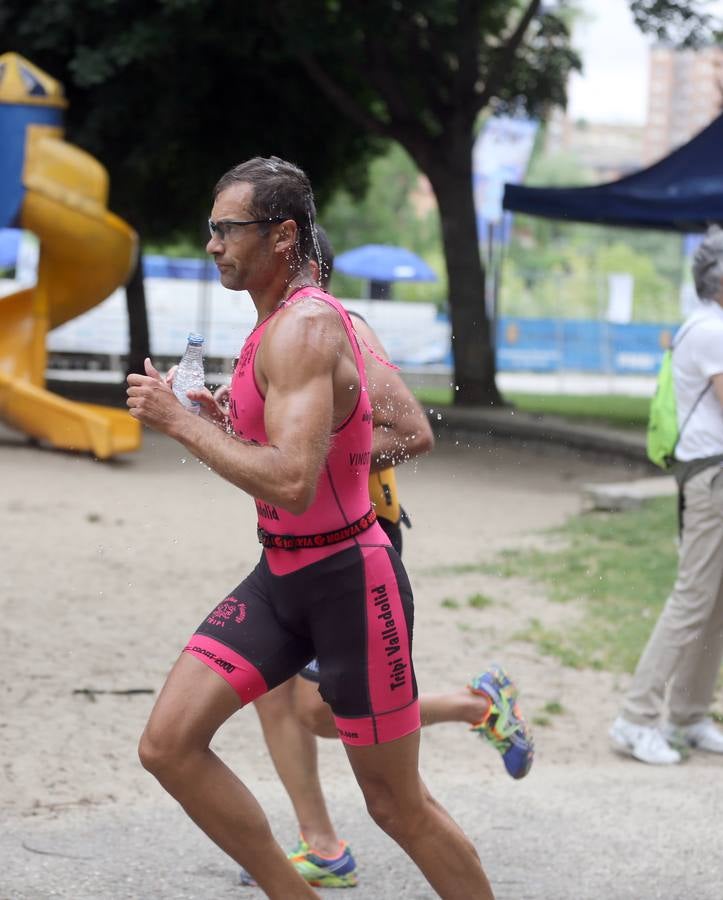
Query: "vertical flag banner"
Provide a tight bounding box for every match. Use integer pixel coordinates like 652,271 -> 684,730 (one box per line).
473,116 -> 537,323
473,116 -> 538,244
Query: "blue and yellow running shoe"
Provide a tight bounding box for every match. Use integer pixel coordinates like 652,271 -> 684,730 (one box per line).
469,665 -> 534,780
239,837 -> 358,888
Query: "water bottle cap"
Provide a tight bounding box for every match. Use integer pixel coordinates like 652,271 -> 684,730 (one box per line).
187,332 -> 204,345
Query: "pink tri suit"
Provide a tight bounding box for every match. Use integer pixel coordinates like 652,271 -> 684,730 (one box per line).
184,286 -> 420,745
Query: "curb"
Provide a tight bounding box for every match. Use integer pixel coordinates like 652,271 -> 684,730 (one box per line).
430,405 -> 652,467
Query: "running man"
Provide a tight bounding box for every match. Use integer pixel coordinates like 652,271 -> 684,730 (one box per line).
127,155 -> 497,899
238,226 -> 533,888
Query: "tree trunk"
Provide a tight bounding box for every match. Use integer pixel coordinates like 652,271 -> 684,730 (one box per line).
424,141 -> 503,408
124,246 -> 151,377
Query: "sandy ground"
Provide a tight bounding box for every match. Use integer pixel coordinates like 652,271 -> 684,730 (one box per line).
1,425 -> 722,900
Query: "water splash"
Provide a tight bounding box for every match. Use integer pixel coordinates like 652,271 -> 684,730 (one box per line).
308,209 -> 323,278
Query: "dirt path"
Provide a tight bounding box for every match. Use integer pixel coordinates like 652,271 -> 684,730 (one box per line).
2,427 -> 720,900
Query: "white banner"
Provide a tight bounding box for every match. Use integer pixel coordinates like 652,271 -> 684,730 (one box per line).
44,280 -> 451,367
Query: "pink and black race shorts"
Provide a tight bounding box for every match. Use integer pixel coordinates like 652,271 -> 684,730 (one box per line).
184,543 -> 420,746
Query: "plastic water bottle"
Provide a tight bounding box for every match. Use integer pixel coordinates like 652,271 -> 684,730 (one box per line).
173,333 -> 205,414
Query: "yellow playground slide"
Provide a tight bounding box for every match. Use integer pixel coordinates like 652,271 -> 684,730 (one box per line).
0,53 -> 141,459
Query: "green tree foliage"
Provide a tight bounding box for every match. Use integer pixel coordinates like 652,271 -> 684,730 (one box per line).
502,236 -> 683,321
505,151 -> 686,321
320,145 -> 446,303
630,0 -> 722,46
1,1 -> 381,237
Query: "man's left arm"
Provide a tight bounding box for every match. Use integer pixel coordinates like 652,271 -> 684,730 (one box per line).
354,316 -> 434,471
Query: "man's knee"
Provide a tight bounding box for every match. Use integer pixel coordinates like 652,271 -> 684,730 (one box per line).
138,724 -> 194,783
358,775 -> 428,836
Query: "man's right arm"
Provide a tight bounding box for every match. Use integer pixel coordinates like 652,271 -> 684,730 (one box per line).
127,306 -> 343,513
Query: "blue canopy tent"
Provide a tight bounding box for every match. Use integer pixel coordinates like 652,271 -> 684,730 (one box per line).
334,244 -> 437,299
503,112 -> 723,232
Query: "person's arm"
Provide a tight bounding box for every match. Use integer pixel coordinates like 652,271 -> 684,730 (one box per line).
126,306 -> 345,513
352,316 -> 434,471
694,324 -> 723,411
712,372 -> 723,408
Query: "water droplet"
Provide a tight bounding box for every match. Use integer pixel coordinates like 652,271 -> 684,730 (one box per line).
436,413 -> 442,420
180,458 -> 187,464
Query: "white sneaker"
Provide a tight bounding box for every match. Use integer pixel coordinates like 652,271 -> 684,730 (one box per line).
609,716 -> 682,765
664,718 -> 723,754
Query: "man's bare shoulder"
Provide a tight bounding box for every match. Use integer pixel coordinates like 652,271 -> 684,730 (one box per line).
262,294 -> 349,374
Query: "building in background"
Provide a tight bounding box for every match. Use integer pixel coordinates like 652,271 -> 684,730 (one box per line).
544,111 -> 644,180
544,43 -> 722,180
643,44 -> 723,164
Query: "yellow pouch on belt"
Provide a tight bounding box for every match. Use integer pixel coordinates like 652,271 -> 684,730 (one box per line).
369,466 -> 400,525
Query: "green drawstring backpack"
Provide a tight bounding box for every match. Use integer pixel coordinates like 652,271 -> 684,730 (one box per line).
646,323 -> 710,469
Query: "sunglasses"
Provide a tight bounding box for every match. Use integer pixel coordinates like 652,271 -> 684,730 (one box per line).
208,216 -> 286,241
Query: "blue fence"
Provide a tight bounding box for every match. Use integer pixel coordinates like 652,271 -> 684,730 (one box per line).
495,317 -> 678,375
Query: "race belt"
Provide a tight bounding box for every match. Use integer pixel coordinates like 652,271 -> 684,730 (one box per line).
257,508 -> 377,550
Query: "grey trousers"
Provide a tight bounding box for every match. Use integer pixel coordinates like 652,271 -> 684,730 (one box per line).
622,464 -> 723,726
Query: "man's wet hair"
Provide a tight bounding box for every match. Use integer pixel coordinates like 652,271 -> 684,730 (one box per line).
692,224 -> 723,301
311,225 -> 334,289
214,156 -> 317,261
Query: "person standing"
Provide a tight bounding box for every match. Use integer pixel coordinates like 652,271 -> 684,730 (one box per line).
127,155 -> 500,898
610,224 -> 723,765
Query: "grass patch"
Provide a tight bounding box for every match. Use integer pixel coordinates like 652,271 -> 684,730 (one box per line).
424,562 -> 487,576
414,389 -> 650,431
467,592 -> 493,609
532,701 -> 565,728
497,496 -> 678,672
416,388 -> 454,407
441,597 -> 459,609
532,715 -> 551,727
506,393 -> 650,429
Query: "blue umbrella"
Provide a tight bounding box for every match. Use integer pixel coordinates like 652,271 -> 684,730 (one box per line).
334,244 -> 438,282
